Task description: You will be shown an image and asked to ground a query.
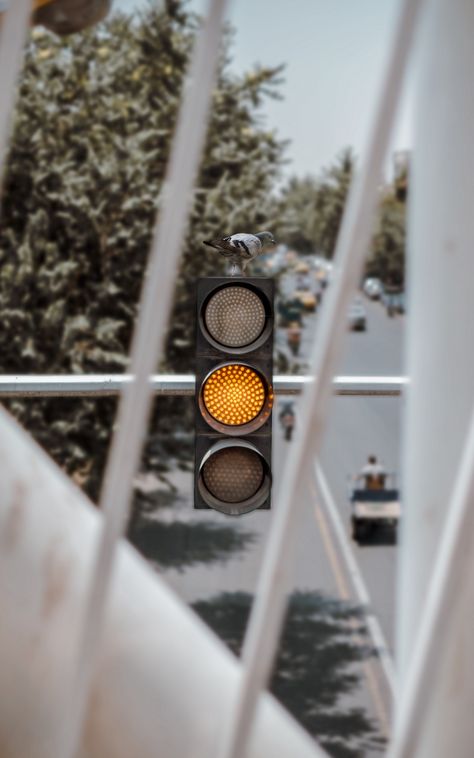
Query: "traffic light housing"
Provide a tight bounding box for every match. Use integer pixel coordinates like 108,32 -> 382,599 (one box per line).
195,277 -> 274,515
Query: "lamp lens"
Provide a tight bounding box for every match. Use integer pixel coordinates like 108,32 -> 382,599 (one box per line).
202,447 -> 264,503
204,286 -> 266,348
203,365 -> 266,426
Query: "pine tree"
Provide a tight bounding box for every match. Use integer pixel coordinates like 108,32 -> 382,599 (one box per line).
274,149 -> 354,258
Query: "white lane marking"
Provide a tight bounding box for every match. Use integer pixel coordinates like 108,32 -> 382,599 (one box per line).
314,462 -> 397,694
311,488 -> 390,737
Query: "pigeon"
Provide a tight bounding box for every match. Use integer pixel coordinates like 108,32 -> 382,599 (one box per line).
203,231 -> 276,274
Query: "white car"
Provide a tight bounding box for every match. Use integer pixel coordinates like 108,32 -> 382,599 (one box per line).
348,300 -> 367,331
363,277 -> 383,299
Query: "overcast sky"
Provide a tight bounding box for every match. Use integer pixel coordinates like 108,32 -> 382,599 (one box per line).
112,0 -> 414,179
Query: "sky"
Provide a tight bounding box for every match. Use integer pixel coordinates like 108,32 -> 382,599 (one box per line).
113,0 -> 414,180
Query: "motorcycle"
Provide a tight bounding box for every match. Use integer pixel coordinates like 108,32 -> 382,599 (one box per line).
287,323 -> 302,356
279,404 -> 295,441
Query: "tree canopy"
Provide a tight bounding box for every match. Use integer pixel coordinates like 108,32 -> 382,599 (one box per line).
275,148 -> 406,288
0,1 -> 285,498
275,148 -> 354,259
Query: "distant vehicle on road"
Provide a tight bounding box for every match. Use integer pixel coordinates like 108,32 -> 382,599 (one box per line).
294,261 -> 311,274
363,277 -> 384,299
286,322 -> 302,356
348,300 -> 367,331
316,269 -> 330,289
382,289 -> 405,315
296,272 -> 312,290
278,298 -> 304,327
292,289 -> 317,313
279,402 -> 295,441
348,473 -> 400,542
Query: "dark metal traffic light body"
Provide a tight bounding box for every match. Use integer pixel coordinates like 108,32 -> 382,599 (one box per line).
194,276 -> 274,515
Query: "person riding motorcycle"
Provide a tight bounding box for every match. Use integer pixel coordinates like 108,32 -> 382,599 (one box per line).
0,0 -> 111,35
287,321 -> 301,357
356,455 -> 386,490
279,402 -> 295,441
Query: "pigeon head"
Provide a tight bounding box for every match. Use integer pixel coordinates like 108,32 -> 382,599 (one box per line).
255,231 -> 276,247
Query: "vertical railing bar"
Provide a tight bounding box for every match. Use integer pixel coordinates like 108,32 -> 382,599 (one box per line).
388,405 -> 474,757
215,1 -> 425,757
59,2 -> 228,756
0,0 -> 31,197
395,17 -> 474,748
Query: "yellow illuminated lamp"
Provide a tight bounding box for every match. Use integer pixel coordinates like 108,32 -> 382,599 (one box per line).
203,365 -> 266,426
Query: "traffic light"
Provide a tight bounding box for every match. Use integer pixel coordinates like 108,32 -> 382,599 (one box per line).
195,277 -> 274,515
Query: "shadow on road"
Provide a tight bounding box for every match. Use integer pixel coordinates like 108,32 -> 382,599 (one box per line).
128,489 -> 256,570
353,526 -> 398,548
193,591 -> 386,758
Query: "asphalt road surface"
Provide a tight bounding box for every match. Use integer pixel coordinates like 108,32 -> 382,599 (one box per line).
129,279 -> 405,758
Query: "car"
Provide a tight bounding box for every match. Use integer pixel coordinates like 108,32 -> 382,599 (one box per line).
294,261 -> 311,274
348,300 -> 367,330
382,288 -> 405,315
278,298 -> 304,327
315,269 -> 329,289
296,273 -> 312,291
293,289 -> 317,312
363,277 -> 383,299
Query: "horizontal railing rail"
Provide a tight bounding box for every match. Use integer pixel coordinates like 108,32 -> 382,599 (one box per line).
0,374 -> 408,397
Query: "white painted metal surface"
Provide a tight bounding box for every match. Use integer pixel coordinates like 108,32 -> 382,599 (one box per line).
0,407 -> 326,758
389,403 -> 474,757
216,2 -> 424,757
0,0 -> 30,192
394,0 -> 474,755
397,0 -> 474,678
0,374 -> 407,397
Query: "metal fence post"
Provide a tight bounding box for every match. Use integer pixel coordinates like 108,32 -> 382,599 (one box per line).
0,406 -> 324,758
396,0 -> 474,752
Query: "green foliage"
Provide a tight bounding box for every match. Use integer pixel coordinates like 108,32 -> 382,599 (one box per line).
367,189 -> 406,287
312,148 -> 354,259
275,148 -> 354,258
0,2 -> 285,498
276,147 -> 406,287
274,175 -> 320,253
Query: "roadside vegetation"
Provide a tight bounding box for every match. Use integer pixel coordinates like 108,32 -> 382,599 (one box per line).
275,149 -> 406,288
0,1 -> 284,499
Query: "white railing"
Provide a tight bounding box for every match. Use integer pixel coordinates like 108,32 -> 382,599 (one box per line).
0,374 -> 407,397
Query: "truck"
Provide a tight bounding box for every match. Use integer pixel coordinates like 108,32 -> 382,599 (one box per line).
347,473 -> 400,542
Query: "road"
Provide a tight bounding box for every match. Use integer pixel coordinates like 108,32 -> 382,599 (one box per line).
129,280 -> 405,758
274,274 -> 403,657
320,295 -> 403,656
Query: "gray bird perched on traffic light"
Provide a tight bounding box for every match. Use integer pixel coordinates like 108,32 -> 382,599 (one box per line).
203,231 -> 276,275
